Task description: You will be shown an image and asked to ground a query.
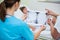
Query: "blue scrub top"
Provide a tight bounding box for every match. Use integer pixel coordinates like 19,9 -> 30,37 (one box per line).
0,16 -> 34,40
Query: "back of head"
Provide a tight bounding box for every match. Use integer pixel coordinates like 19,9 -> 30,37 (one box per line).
0,0 -> 20,22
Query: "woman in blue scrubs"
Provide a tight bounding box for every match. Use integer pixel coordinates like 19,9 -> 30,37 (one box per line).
0,0 -> 46,40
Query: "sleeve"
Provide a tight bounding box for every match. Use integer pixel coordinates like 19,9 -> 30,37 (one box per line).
20,22 -> 34,40
54,16 -> 60,33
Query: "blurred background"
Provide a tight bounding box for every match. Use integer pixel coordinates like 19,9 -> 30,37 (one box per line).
0,0 -> 60,40
0,0 -> 60,14
21,0 -> 60,14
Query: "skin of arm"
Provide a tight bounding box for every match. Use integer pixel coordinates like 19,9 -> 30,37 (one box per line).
47,19 -> 60,40
34,25 -> 46,40
28,25 -> 36,31
45,9 -> 60,17
21,14 -> 27,20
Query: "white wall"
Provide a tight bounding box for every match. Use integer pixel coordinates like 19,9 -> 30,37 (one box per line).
21,0 -> 60,14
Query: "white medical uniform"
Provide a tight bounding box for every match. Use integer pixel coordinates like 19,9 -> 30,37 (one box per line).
54,16 -> 60,33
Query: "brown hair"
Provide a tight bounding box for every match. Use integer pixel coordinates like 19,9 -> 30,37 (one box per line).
0,0 -> 20,22
20,6 -> 26,12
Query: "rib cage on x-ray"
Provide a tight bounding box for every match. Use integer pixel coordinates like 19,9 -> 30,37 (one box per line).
24,11 -> 47,25
37,12 -> 47,25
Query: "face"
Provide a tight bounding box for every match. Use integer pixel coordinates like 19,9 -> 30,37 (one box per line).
52,17 -> 56,25
23,8 -> 28,14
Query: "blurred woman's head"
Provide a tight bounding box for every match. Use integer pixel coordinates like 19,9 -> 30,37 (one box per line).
4,0 -> 20,10
20,7 -> 28,14
0,0 -> 20,22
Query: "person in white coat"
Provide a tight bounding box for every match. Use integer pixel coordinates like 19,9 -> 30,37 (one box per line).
46,9 -> 60,40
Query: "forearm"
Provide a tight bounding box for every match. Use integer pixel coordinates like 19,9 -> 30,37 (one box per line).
34,25 -> 45,40
21,15 -> 26,20
51,28 -> 59,39
50,23 -> 59,34
50,12 -> 59,17
46,9 -> 60,16
50,24 -> 59,39
28,25 -> 35,31
34,29 -> 42,40
29,25 -> 33,28
50,23 -> 55,33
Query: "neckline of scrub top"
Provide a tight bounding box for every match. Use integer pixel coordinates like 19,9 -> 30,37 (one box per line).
6,14 -> 14,18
